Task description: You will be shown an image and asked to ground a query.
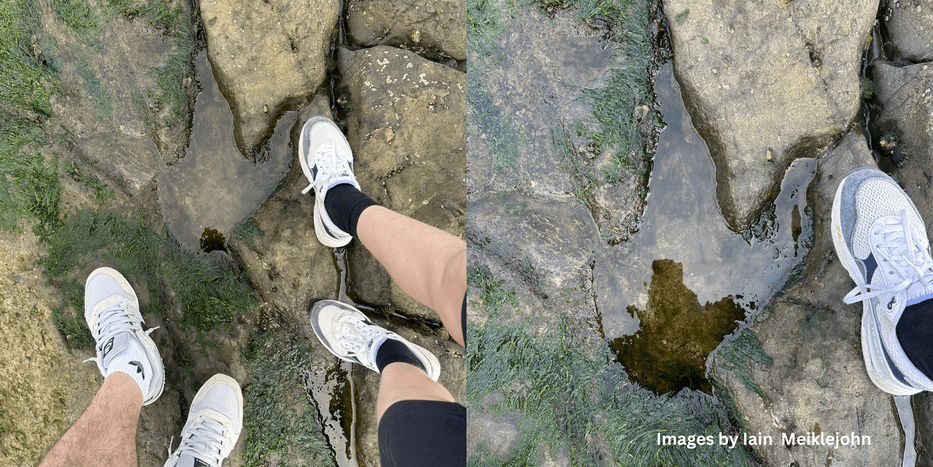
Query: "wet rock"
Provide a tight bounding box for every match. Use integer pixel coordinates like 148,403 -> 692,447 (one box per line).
199,0 -> 339,155
467,4 -> 649,243
710,132 -> 905,466
44,9 -> 186,194
338,46 -> 466,321
228,95 -> 340,319
664,0 -> 878,230
467,192 -> 600,345
884,0 -> 933,62
353,314 -> 465,467
868,60 -> 933,216
347,0 -> 466,61
467,410 -> 521,460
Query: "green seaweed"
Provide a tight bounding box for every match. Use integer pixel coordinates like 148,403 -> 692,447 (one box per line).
42,208 -> 256,334
467,265 -> 518,316
0,116 -> 61,234
52,0 -> 102,39
0,0 -> 58,117
242,331 -> 336,467
715,328 -> 773,398
468,318 -> 755,465
467,62 -> 527,176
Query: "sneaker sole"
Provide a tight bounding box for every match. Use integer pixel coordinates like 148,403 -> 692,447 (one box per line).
85,267 -> 165,405
831,171 -> 922,396
309,300 -> 441,381
298,116 -> 353,248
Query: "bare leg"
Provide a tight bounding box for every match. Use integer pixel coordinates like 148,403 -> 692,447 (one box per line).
40,372 -> 142,467
356,206 -> 466,346
376,362 -> 455,421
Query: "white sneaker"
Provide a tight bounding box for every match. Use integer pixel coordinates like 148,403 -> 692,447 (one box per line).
298,116 -> 361,248
831,167 -> 933,395
309,300 -> 441,381
84,267 -> 164,405
164,374 -> 244,467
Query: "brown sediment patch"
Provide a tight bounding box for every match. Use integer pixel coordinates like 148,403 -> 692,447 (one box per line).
611,259 -> 745,395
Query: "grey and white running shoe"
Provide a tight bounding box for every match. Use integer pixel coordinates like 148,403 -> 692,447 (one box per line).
831,167 -> 933,395
164,374 -> 244,467
309,300 -> 441,381
298,116 -> 361,248
84,267 -> 164,405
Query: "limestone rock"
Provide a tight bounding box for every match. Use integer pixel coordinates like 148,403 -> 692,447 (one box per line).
664,0 -> 878,229
46,10 -> 184,194
228,95 -> 339,321
710,132 -> 905,466
347,0 -> 466,61
885,0 -> 933,62
200,0 -> 339,155
338,46 -> 466,321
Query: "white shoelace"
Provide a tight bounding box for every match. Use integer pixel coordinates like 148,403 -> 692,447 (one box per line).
167,415 -> 229,466
83,299 -> 156,366
301,142 -> 351,195
336,315 -> 386,362
844,209 -> 933,306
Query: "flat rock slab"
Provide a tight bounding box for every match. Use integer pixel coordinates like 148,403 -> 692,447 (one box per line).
228,96 -> 340,322
664,0 -> 878,230
338,46 -> 466,321
200,0 -> 339,155
347,0 -> 465,60
885,0 -> 933,62
710,132 -> 905,466
467,192 -> 600,345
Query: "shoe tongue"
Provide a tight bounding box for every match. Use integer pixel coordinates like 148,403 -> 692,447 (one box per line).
176,454 -> 213,467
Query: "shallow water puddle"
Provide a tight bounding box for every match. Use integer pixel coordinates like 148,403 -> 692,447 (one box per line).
303,361 -> 357,467
158,51 -> 292,252
596,62 -> 815,393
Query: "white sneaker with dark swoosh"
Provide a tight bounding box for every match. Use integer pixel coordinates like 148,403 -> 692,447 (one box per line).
832,167 -> 933,395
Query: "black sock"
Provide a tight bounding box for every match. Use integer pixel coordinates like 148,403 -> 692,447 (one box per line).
323,184 -> 379,238
896,299 -> 933,380
375,338 -> 426,374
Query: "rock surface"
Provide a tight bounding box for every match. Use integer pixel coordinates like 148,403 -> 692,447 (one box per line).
43,3 -> 187,194
338,46 -> 466,322
884,0 -> 933,63
199,0 -> 339,155
467,4 -> 650,243
664,0 -> 878,230
347,0 -> 466,61
869,60 -> 933,216
709,132 -> 905,466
